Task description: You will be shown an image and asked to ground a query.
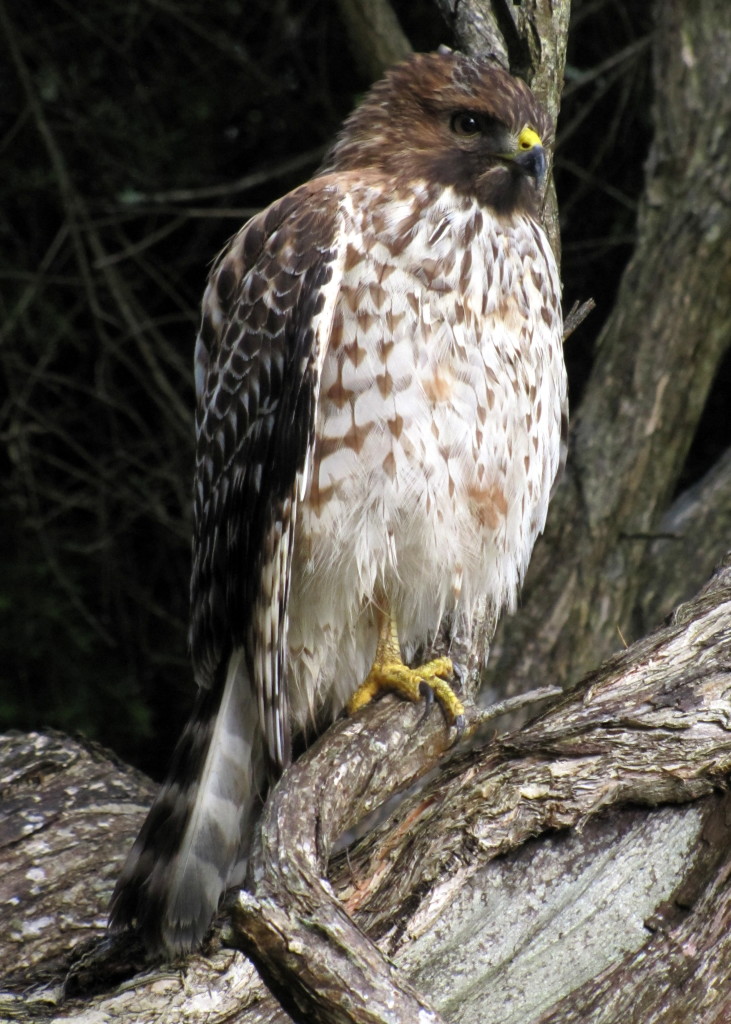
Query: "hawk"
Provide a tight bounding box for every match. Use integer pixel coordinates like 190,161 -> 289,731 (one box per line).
110,51 -> 567,956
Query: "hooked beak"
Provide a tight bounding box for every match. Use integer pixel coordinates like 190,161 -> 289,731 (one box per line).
513,144 -> 547,187
512,126 -> 547,188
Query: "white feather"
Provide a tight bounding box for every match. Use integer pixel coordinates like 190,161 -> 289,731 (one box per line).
160,648 -> 263,952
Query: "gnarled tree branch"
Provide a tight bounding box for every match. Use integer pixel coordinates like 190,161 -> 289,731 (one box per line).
2,557 -> 730,1022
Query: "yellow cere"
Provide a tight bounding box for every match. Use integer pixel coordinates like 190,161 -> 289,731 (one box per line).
518,126 -> 542,151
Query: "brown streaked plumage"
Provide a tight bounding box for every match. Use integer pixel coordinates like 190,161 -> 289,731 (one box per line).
109,50 -> 567,956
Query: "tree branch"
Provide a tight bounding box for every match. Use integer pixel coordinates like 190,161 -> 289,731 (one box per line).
334,0 -> 412,80
636,445 -> 731,633
233,555 -> 731,1022
228,703 -> 459,1024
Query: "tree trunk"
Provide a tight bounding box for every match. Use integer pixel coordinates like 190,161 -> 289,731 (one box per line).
484,0 -> 731,704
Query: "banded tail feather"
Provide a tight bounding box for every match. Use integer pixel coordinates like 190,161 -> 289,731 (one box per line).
109,651 -> 264,955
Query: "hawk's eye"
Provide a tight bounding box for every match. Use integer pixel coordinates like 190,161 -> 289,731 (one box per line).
450,111 -> 481,137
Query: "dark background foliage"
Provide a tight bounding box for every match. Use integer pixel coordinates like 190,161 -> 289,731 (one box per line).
0,0 -> 725,778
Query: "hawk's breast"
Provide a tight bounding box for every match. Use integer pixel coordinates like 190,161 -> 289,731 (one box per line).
287,180 -> 565,722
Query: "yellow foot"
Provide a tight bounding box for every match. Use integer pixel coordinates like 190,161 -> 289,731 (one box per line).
346,654 -> 465,733
346,600 -> 465,734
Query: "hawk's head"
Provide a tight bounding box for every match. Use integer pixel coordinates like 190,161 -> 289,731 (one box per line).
326,52 -> 552,218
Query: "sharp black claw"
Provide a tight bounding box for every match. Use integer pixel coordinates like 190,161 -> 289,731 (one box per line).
419,680 -> 435,703
418,680 -> 435,725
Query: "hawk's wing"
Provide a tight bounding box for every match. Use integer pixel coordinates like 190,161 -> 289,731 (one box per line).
109,185 -> 344,952
191,180 -> 342,772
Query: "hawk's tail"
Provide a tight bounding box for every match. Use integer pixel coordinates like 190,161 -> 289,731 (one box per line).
108,650 -> 263,956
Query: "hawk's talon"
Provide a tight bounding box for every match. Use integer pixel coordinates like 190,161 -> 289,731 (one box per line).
418,679 -> 435,704
418,680 -> 435,727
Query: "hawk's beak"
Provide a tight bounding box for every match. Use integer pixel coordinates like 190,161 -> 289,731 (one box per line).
512,127 -> 547,187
